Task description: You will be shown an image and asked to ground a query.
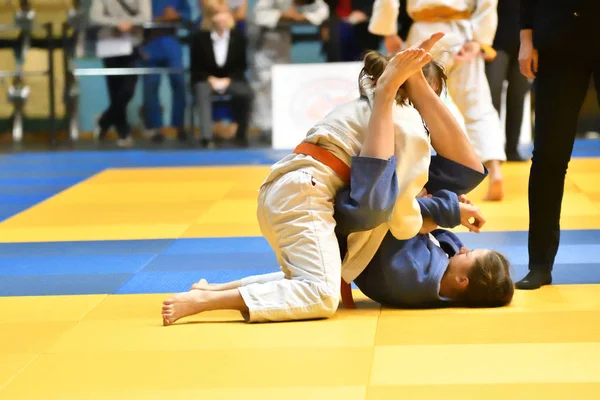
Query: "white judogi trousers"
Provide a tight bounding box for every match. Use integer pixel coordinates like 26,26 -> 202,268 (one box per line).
238,156 -> 345,323
406,21 -> 507,163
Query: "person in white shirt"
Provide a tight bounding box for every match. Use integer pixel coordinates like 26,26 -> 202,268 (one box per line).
190,12 -> 253,147
369,0 -> 507,201
249,0 -> 330,141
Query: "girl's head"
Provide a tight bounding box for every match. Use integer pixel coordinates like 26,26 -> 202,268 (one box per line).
358,50 -> 447,105
442,247 -> 514,308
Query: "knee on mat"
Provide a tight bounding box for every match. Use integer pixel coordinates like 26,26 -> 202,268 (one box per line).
312,296 -> 340,318
312,291 -> 340,319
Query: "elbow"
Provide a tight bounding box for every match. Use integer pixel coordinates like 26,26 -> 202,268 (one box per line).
389,214 -> 422,240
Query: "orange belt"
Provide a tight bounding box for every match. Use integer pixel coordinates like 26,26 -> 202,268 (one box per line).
293,142 -> 356,309
411,6 -> 497,61
411,6 -> 471,22
293,142 -> 351,183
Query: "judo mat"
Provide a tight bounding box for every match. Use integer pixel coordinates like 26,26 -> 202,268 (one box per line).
1,140 -> 600,399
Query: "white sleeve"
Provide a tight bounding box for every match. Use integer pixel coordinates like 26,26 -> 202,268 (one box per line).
368,0 -> 400,36
89,0 -> 118,26
254,0 -> 282,29
131,0 -> 152,25
301,0 -> 330,26
471,0 -> 498,46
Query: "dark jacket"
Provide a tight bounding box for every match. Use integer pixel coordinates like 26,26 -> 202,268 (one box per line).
190,28 -> 247,83
520,0 -> 600,52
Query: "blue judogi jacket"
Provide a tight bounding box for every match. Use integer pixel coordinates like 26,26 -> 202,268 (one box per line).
334,155 -> 487,308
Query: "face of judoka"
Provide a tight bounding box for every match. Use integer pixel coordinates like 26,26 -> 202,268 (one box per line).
445,247 -> 491,290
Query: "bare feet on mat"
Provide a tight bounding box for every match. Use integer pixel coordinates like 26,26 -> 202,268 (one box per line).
162,290 -> 209,326
190,278 -> 212,291
484,178 -> 504,201
483,160 -> 504,201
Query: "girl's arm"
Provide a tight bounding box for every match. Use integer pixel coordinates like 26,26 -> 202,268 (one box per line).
405,72 -> 485,173
335,49 -> 433,234
417,190 -> 461,229
425,155 -> 488,196
335,157 -> 398,235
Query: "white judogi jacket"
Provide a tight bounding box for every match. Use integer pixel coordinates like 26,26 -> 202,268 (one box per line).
368,0 -> 498,47
263,81 -> 432,283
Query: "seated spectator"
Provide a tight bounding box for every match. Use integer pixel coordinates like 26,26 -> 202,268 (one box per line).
89,0 -> 151,148
199,0 -> 234,31
142,0 -> 191,143
191,11 -> 253,148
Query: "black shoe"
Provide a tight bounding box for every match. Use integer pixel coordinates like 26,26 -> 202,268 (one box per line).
234,137 -> 249,148
199,138 -> 216,149
151,132 -> 165,143
177,130 -> 188,142
515,270 -> 553,290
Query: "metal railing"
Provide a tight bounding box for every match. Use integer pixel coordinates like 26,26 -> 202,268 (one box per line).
0,0 -> 338,147
0,12 -> 57,145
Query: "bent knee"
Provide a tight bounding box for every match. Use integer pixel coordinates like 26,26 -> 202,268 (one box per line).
310,296 -> 340,319
311,292 -> 339,319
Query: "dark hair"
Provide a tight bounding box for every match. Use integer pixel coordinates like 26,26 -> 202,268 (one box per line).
358,50 -> 447,105
457,251 -> 514,308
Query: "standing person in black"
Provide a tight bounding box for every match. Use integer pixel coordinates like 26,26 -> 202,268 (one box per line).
485,0 -> 530,162
190,11 -> 253,148
516,0 -> 600,289
89,0 -> 151,148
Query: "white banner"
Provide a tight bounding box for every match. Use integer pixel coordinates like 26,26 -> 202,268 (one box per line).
271,62 -> 363,149
271,62 -> 531,149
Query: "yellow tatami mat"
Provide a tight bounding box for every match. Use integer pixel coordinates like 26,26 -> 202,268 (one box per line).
1,286 -> 600,399
1,159 -> 600,243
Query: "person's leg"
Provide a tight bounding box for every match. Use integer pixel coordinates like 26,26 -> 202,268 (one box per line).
447,56 -> 507,201
504,51 -> 531,160
517,50 -> 593,289
194,82 -> 214,144
113,54 -> 139,139
354,22 -> 381,60
339,21 -> 358,62
142,56 -> 164,134
166,40 -> 186,134
484,50 -> 509,121
162,170 -> 342,324
250,48 -> 273,134
251,32 -> 291,137
228,81 -> 253,146
162,289 -> 248,325
191,272 -> 285,291
98,57 -> 122,134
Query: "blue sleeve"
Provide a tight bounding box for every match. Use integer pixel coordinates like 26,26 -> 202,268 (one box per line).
417,190 -> 460,228
334,156 -> 398,235
425,155 -> 488,196
177,0 -> 192,20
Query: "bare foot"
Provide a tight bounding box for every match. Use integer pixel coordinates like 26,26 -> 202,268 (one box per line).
483,179 -> 504,201
162,290 -> 211,326
190,278 -> 212,291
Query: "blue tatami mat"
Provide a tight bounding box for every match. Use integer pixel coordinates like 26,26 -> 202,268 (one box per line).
1,231 -> 600,297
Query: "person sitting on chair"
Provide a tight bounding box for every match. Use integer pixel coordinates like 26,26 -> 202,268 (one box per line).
190,11 -> 253,148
